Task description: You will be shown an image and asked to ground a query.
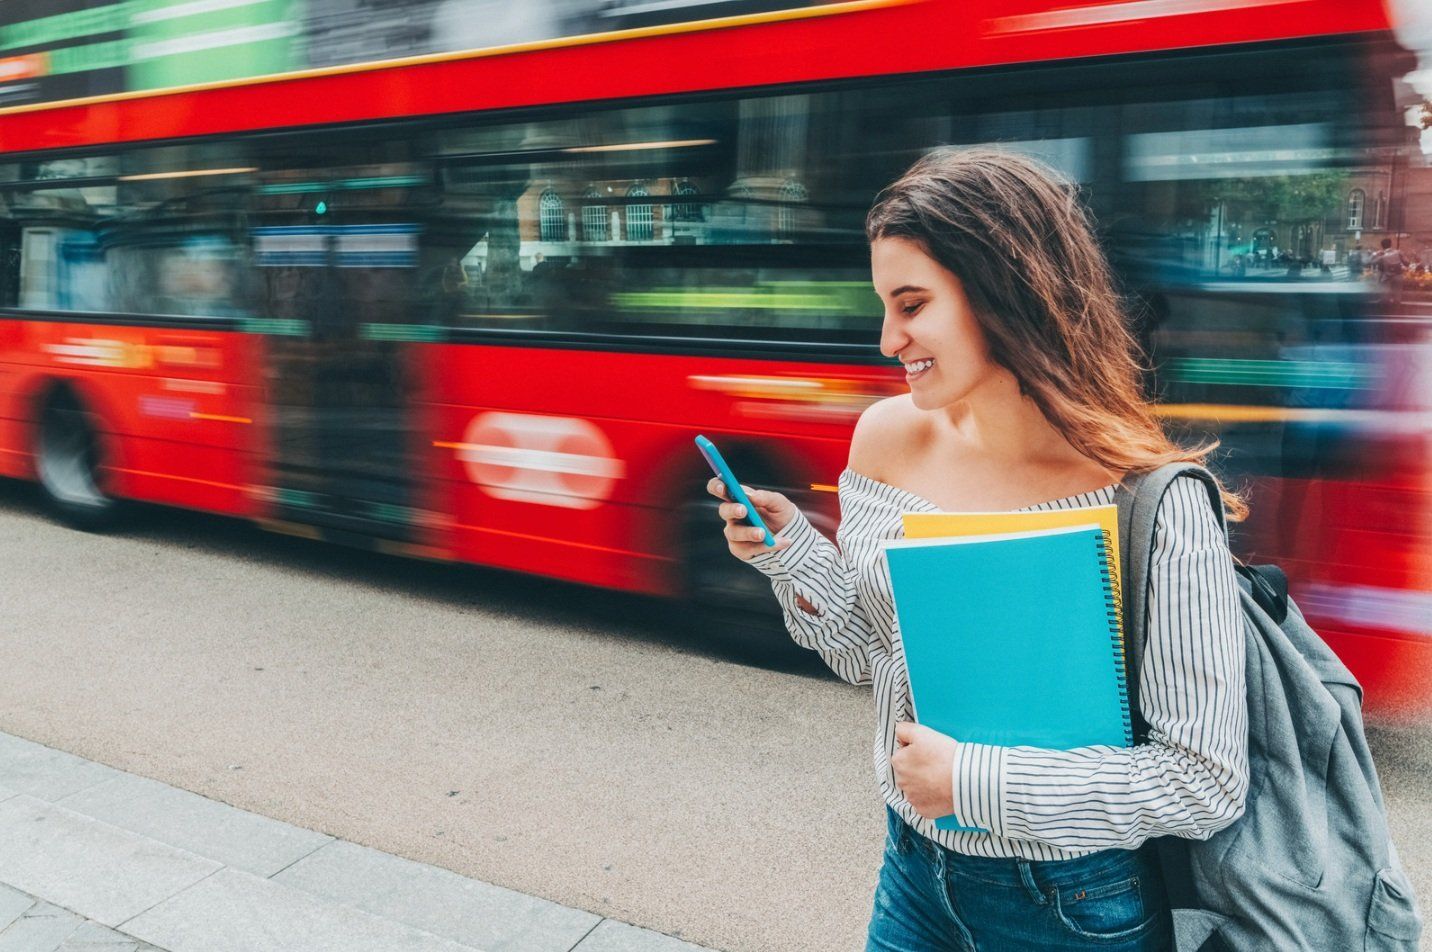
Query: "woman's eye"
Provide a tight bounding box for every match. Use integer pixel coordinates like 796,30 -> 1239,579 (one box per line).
902,302 -> 923,316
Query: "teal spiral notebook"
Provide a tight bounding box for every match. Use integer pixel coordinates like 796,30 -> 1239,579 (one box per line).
882,524 -> 1131,833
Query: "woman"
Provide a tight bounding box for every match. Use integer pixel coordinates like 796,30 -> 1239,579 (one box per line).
708,149 -> 1248,951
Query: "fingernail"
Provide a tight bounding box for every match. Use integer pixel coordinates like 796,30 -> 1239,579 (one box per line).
735,506 -> 746,518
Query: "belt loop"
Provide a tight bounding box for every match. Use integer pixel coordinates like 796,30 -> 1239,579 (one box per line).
1017,859 -> 1049,906
889,807 -> 913,856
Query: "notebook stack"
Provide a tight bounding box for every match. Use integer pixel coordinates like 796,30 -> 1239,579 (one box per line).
883,506 -> 1131,833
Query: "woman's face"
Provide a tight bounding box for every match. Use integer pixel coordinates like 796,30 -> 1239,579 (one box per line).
871,237 -> 1002,411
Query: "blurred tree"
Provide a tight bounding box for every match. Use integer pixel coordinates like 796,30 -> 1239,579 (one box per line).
1202,173 -> 1346,224
1191,172 -> 1346,262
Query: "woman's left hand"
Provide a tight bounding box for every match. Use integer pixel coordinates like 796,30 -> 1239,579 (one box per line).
892,721 -> 958,820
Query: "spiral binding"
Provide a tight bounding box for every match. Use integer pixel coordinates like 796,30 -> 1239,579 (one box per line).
1096,529 -> 1134,747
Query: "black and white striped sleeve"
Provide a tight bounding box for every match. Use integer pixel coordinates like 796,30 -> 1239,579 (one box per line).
745,508 -> 874,686
946,476 -> 1249,851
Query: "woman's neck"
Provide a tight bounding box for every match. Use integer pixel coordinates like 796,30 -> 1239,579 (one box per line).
939,370 -> 1090,471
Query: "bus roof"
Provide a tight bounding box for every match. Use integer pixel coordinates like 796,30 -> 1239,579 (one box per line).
0,0 -> 1393,156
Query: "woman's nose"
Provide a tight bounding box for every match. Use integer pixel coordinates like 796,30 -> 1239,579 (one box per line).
879,315 -> 907,359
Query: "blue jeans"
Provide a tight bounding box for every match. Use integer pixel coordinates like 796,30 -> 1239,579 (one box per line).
867,808 -> 1172,951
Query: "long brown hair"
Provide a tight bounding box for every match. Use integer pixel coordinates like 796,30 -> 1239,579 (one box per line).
866,147 -> 1247,520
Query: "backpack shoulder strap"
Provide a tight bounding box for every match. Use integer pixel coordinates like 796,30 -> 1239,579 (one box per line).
1114,465 -> 1233,927
1114,463 -> 1227,742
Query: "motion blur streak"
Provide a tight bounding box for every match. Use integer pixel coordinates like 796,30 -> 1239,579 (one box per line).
985,0 -> 1307,34
0,0 -> 1427,717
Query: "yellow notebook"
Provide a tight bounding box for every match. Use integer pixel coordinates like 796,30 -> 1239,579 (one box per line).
902,505 -> 1125,643
903,505 -> 1121,578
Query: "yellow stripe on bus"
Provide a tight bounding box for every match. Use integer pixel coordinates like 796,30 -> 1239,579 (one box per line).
189,412 -> 252,424
1155,403 -> 1378,424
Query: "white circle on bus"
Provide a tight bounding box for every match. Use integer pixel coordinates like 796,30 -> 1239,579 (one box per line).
458,412 -> 624,509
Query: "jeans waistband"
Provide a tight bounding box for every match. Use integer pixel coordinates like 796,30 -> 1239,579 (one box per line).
886,805 -> 1154,890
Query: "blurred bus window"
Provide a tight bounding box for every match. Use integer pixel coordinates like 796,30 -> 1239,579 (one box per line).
427,94 -> 880,343
0,149 -> 253,318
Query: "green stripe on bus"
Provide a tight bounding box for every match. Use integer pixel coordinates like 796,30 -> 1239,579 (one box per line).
612,285 -> 872,313
0,4 -> 130,51
241,318 -> 310,336
257,176 -> 426,195
47,39 -> 131,74
1167,357 -> 1373,389
275,487 -> 319,508
360,323 -> 445,342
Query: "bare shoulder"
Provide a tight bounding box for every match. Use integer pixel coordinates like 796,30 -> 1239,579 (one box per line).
849,394 -> 923,479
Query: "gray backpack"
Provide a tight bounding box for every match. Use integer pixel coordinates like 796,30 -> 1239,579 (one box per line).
1116,464 -> 1422,951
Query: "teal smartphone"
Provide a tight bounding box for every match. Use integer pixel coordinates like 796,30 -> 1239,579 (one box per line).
695,434 -> 776,547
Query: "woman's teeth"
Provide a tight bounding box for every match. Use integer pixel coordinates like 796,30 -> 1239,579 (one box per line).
906,358 -> 934,374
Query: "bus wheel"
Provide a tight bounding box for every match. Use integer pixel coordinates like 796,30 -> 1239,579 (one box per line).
681,500 -> 798,659
35,389 -> 122,531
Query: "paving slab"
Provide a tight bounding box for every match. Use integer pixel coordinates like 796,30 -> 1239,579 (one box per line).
275,838 -> 600,952
571,919 -> 715,952
58,774 -> 333,878
122,867 -> 481,952
55,919 -> 156,951
0,885 -> 31,932
0,891 -> 165,952
0,899 -> 83,952
0,732 -> 725,952
0,735 -> 123,803
0,796 -> 220,927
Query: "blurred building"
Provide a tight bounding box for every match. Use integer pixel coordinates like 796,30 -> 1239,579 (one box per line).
1333,149 -> 1431,267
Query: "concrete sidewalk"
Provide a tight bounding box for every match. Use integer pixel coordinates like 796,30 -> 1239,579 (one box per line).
0,731 -> 716,952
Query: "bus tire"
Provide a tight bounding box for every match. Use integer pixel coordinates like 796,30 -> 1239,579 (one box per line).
681,499 -> 800,659
34,387 -> 123,532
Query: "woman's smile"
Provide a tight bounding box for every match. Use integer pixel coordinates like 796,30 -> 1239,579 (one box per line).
903,357 -> 936,382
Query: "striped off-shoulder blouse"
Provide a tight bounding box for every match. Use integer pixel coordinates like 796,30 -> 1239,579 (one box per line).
746,468 -> 1249,861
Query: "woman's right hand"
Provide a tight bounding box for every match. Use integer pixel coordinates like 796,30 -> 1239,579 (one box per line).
707,477 -> 797,561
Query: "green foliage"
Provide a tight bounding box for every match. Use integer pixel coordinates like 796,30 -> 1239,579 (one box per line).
1194,172 -> 1347,224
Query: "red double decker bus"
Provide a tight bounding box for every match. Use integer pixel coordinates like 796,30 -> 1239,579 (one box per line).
0,0 -> 1428,714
